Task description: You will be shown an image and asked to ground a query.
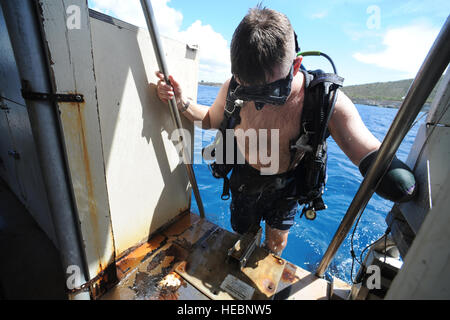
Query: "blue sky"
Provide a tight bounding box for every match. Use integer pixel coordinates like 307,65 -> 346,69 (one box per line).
89,0 -> 449,85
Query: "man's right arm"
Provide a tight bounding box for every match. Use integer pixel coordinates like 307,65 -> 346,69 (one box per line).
155,72 -> 230,130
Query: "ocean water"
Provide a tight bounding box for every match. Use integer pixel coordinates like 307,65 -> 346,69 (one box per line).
190,84 -> 424,284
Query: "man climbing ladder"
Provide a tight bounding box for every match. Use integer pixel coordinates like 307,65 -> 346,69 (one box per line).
155,6 -> 417,255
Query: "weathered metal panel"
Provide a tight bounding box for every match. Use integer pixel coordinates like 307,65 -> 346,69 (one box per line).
396,75 -> 450,234
4,101 -> 57,243
398,126 -> 450,234
386,171 -> 450,299
89,11 -> 198,256
39,0 -> 115,277
404,122 -> 427,169
39,0 -> 199,282
0,4 -> 57,246
0,4 -> 24,106
0,105 -> 18,193
427,70 -> 450,126
385,72 -> 450,299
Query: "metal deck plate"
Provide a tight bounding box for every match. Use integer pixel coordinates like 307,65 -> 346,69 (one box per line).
101,213 -> 344,300
175,227 -> 286,300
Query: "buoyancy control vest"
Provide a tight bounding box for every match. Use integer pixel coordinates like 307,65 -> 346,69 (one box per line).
202,63 -> 344,220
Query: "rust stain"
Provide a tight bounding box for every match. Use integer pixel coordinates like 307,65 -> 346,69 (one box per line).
97,214 -> 200,299
147,251 -> 175,273
75,102 -> 107,274
175,261 -> 187,274
146,244 -> 187,273
75,103 -> 99,231
61,101 -> 103,265
90,263 -> 118,299
96,263 -> 104,278
127,244 -> 188,300
281,262 -> 300,284
262,279 -> 276,294
174,219 -> 218,251
162,212 -> 200,237
114,213 -> 194,283
272,254 -> 284,265
116,234 -> 166,278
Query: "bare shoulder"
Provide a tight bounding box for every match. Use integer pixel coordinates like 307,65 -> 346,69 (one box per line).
207,78 -> 232,129
333,90 -> 358,118
329,90 -> 381,165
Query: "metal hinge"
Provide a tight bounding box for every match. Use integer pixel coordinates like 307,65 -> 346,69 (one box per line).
8,150 -> 20,160
21,90 -> 84,103
0,97 -> 9,111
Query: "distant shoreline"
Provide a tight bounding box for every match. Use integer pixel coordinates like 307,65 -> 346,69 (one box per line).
351,98 -> 431,110
351,98 -> 402,109
199,82 -> 222,87
198,79 -> 436,110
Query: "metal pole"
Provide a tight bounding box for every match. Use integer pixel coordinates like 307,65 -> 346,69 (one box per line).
1,0 -> 90,299
140,0 -> 205,218
316,16 -> 450,278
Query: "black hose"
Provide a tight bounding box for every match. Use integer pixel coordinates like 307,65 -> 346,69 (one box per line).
298,51 -> 338,74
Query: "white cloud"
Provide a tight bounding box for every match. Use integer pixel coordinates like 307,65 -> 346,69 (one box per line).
89,0 -> 230,82
177,20 -> 230,82
353,23 -> 439,77
311,11 -> 328,19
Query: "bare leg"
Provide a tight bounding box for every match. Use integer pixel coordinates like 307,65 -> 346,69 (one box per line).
264,225 -> 290,256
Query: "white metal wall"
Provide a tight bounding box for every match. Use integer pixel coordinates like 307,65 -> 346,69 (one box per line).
2,0 -> 199,282
90,12 -> 198,256
39,0 -> 116,279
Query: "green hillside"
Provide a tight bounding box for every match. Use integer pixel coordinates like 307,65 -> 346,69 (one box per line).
199,77 -> 441,109
342,78 -> 440,108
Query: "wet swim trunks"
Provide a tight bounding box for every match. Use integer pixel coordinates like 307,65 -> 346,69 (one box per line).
229,164 -> 299,234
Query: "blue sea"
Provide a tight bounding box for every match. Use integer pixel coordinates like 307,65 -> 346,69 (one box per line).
190,84 -> 424,284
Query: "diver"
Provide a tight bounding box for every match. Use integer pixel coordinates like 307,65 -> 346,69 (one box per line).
155,6 -> 417,255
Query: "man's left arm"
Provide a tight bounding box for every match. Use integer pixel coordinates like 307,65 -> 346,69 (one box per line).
328,90 -> 417,203
328,90 -> 380,166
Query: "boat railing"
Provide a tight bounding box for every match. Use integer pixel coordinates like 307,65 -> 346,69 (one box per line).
315,15 -> 450,278
140,0 -> 206,218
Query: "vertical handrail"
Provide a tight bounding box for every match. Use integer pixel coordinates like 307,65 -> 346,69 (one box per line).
140,0 -> 205,218
316,16 -> 450,278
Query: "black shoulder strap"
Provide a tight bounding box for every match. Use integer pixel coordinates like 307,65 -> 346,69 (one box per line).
207,77 -> 243,200
221,76 -> 243,131
294,69 -> 344,212
310,72 -> 344,88
300,69 -> 344,148
300,69 -> 313,88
